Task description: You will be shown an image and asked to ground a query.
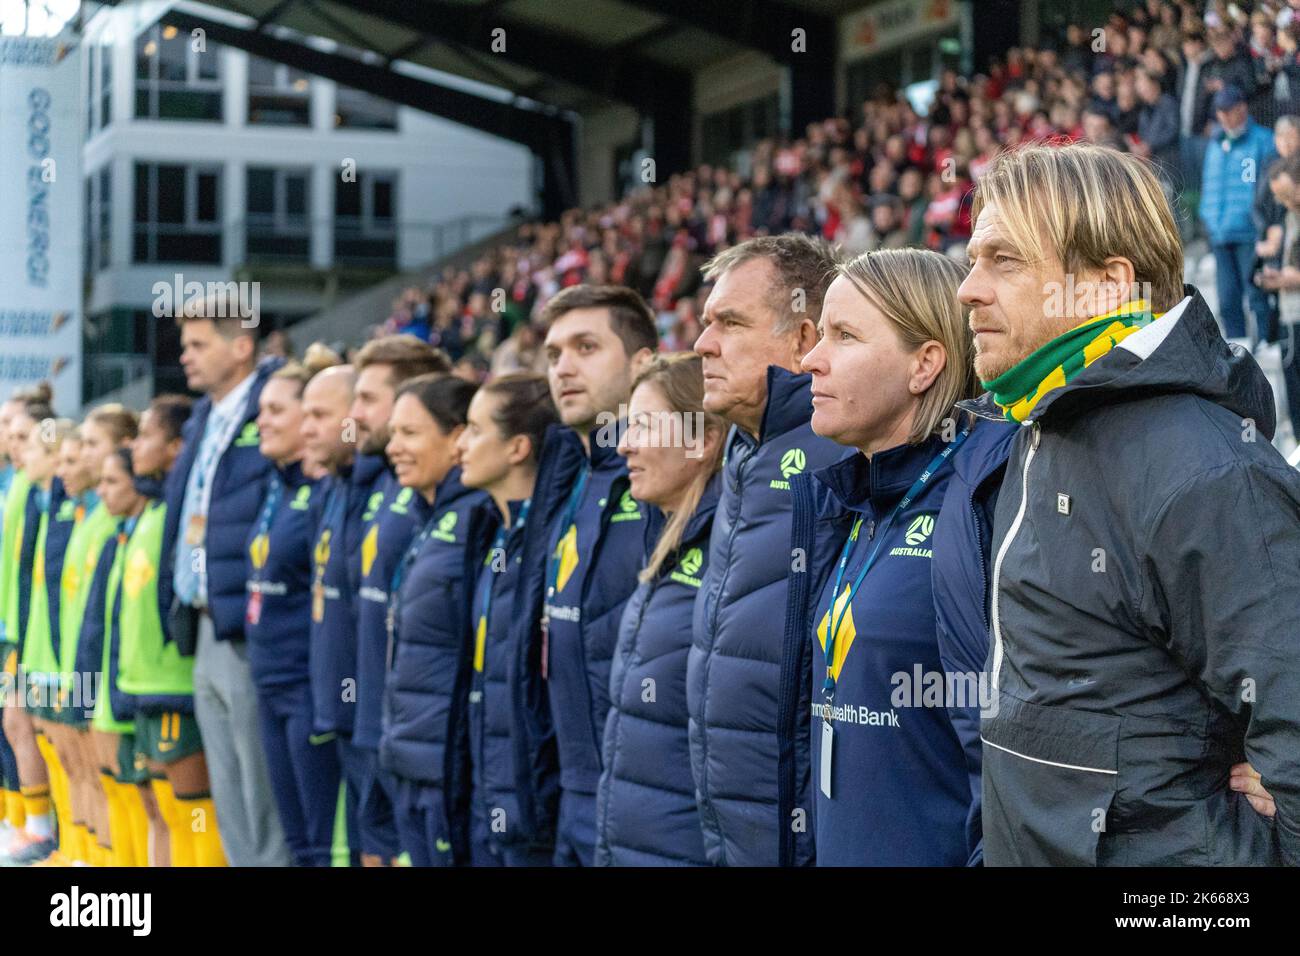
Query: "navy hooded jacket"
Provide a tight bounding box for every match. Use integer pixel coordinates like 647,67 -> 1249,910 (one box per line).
244,460 -> 320,690
783,420 -> 1007,867
595,474 -> 719,866
380,468 -> 496,862
467,497 -> 549,853
309,453 -> 387,736
687,366 -> 842,867
354,471 -> 430,751
159,356 -> 284,643
506,421 -> 644,841
535,423 -> 646,797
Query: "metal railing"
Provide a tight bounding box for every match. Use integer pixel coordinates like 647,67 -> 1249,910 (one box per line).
124,213 -> 510,270
87,212 -> 518,406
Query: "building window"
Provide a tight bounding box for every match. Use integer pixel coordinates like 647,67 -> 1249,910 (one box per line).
844,33 -> 960,112
84,167 -> 113,274
83,177 -> 92,274
247,55 -> 310,125
85,45 -> 95,135
246,167 -> 311,262
98,167 -> 111,270
134,22 -> 222,121
100,40 -> 112,127
133,162 -> 222,264
700,93 -> 779,168
335,171 -> 397,265
334,86 -> 397,130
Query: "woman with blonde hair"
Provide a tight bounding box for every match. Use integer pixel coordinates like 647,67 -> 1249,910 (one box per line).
594,352 -> 726,866
784,247 -> 1013,866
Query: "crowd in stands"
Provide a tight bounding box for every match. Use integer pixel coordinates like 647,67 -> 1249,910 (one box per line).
311,0 -> 1300,415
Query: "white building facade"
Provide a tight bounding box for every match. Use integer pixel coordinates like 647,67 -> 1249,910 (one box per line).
80,1 -> 535,400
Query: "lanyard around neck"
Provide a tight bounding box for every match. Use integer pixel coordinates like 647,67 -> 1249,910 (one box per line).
822,425 -> 971,699
545,466 -> 589,600
480,498 -> 530,636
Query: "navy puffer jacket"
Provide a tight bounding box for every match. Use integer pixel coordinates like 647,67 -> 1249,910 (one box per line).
380,469 -> 496,860
159,356 -> 283,643
595,475 -> 719,866
509,422 -> 646,802
687,366 -> 842,867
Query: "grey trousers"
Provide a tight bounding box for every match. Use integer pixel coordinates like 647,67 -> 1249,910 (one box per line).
193,614 -> 291,866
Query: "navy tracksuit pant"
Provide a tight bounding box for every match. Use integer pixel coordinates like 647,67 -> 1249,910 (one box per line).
255,681 -> 342,867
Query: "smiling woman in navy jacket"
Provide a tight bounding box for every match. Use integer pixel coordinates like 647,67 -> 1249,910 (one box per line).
784,248 -> 1001,866
379,373 -> 496,866
595,353 -> 725,866
456,374 -> 558,867
245,348 -> 341,867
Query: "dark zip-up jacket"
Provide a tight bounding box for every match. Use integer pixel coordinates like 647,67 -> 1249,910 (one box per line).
783,426 -> 1003,866
506,421 -> 643,841
930,417 -> 1015,865
979,287 -> 1300,866
355,471 -> 430,751
160,357 -> 283,643
244,460 -> 319,690
309,453 -> 386,736
468,498 -> 538,853
512,422 -> 645,800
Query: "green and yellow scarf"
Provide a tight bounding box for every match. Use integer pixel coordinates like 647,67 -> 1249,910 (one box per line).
982,299 -> 1160,423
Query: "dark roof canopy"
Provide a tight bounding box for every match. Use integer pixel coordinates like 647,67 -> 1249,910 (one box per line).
103,0 -> 866,213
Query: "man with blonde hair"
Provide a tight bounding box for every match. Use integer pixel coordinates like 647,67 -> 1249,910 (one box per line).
959,141 -> 1300,866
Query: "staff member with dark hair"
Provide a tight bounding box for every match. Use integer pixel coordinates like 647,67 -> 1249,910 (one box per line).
511,285 -> 658,866
379,373 -> 490,866
347,336 -> 450,866
596,353 -> 725,866
456,373 -> 558,866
